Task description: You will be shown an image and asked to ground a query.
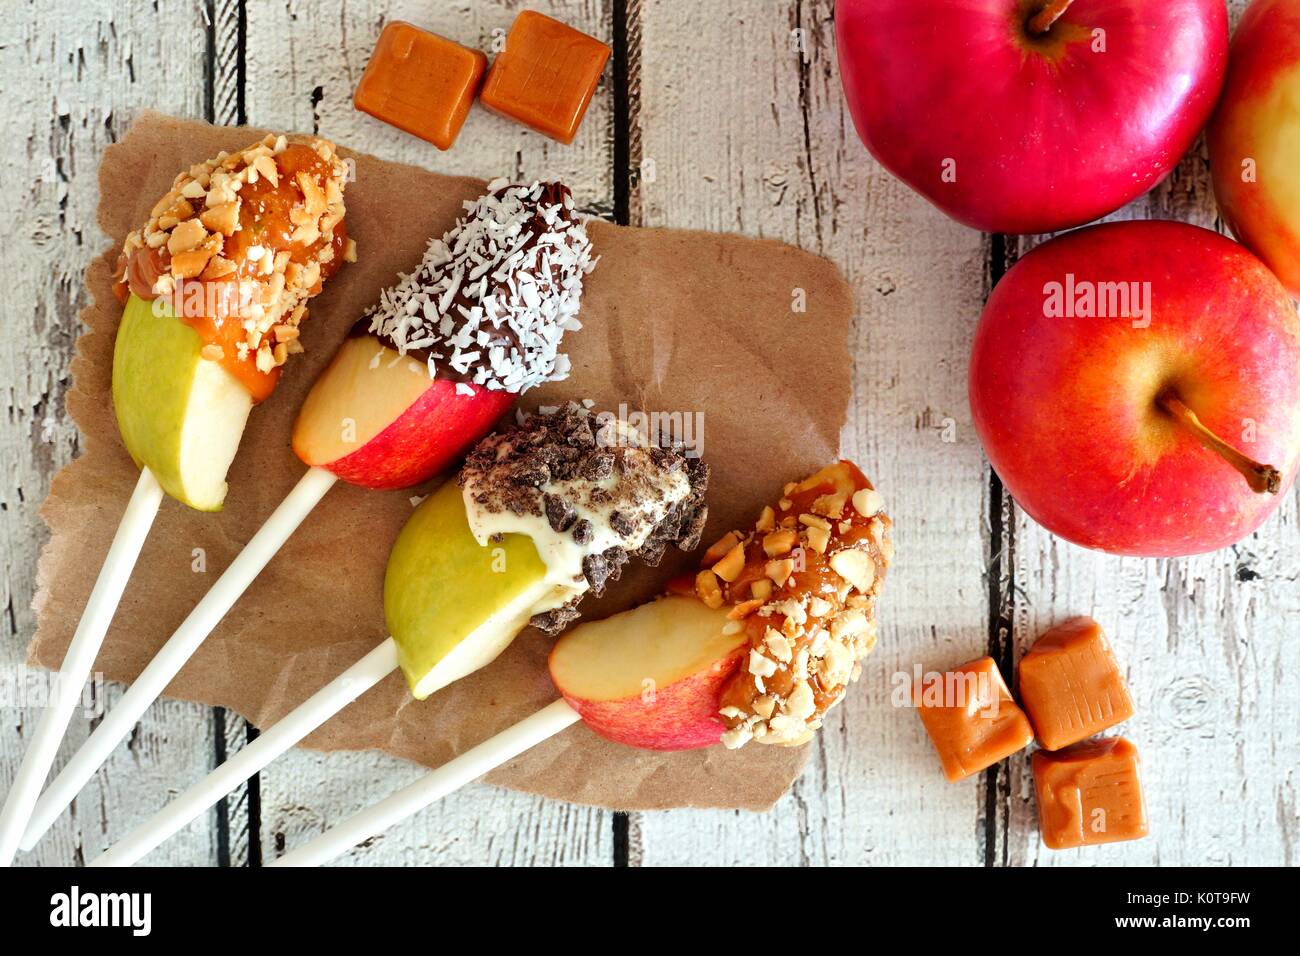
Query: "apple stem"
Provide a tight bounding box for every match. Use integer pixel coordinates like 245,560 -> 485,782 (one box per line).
1158,393 -> 1282,495
1027,0 -> 1074,35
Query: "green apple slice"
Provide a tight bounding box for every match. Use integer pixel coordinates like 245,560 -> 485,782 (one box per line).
112,293 -> 253,511
385,479 -> 576,700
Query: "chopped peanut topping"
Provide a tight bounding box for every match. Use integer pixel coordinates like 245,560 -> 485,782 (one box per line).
712,542 -> 746,582
114,133 -> 353,402
703,531 -> 742,566
695,569 -> 724,609
762,529 -> 798,557
669,462 -> 892,750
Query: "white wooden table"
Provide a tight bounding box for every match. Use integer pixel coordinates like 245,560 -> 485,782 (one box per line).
2,0 -> 1295,867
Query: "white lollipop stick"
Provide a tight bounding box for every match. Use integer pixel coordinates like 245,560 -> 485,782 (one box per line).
89,637 -> 399,867
270,699 -> 580,867
21,465 -> 338,851
0,468 -> 165,866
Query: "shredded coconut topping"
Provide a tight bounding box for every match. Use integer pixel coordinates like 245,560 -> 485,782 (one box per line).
360,179 -> 596,393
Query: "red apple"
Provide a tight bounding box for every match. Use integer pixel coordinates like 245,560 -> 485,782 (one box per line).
970,220 -> 1300,557
549,596 -> 745,751
1209,0 -> 1300,296
836,0 -> 1228,234
292,333 -> 514,489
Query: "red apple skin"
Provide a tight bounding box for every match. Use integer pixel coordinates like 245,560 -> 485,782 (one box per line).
554,648 -> 746,752
319,382 -> 514,490
1208,0 -> 1300,296
836,0 -> 1228,234
970,220 -> 1300,557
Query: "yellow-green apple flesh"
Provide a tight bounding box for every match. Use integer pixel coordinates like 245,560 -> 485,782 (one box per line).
112,294 -> 253,511
384,479 -> 565,700
549,596 -> 744,751
836,0 -> 1228,234
970,220 -> 1300,557
1209,0 -> 1300,296
292,333 -> 515,489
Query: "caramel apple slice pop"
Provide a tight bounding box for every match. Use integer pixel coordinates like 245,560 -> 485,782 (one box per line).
19,181 -> 595,854
265,462 -> 891,867
88,404 -> 708,866
0,135 -> 351,865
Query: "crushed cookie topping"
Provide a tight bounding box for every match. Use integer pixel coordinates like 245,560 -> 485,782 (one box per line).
115,133 -> 353,386
460,401 -> 709,634
686,463 -> 893,750
359,180 -> 595,394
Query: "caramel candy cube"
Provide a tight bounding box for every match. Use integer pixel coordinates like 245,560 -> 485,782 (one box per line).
480,11 -> 611,144
916,656 -> 1034,782
354,22 -> 488,150
1033,737 -> 1148,849
1018,617 -> 1134,751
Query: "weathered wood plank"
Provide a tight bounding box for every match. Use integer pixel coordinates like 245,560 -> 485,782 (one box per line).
5,0 -> 1295,869
633,0 -> 1299,866
630,0 -> 994,865
242,0 -> 617,866
0,2 -> 224,866
996,0 -> 1300,868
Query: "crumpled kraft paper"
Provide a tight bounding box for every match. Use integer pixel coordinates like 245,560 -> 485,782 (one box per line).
30,112 -> 854,811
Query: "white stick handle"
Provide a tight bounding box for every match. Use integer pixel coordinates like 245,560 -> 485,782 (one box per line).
89,637 -> 399,867
22,466 -> 337,852
0,468 -> 164,866
270,699 -> 580,867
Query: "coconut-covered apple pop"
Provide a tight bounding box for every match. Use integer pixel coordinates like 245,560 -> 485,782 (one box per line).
263,461 -> 892,867
88,403 -> 708,867
0,134 -> 352,866
293,179 -> 594,488
20,182 -> 596,854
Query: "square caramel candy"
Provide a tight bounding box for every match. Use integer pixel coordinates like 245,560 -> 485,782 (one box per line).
354,22 -> 487,150
1032,736 -> 1149,849
915,656 -> 1034,782
480,11 -> 611,144
1018,617 -> 1134,751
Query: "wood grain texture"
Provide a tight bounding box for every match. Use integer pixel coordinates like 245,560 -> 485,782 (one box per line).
239,0 -> 618,866
3,0 -> 1296,867
995,0 -> 1300,868
0,2 -> 224,866
630,0 -> 994,865
630,0 -> 1299,866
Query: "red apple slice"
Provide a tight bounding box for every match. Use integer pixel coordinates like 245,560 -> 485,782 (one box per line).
548,595 -> 745,751
292,333 -> 515,489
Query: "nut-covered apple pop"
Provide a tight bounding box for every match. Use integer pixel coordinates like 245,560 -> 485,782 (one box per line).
19,181 -> 598,855
554,461 -> 893,750
87,404 -> 708,867
700,462 -> 893,748
260,460 -> 892,867
114,133 -> 353,510
0,134 -> 352,866
293,179 -> 595,488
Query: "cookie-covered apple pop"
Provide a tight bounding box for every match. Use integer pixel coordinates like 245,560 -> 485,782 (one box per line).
20,181 -> 595,854
0,134 -> 351,865
89,404 -> 708,866
263,461 -> 891,866
391,403 -> 709,699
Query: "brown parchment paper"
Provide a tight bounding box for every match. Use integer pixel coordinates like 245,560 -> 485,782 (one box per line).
29,112 -> 853,812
